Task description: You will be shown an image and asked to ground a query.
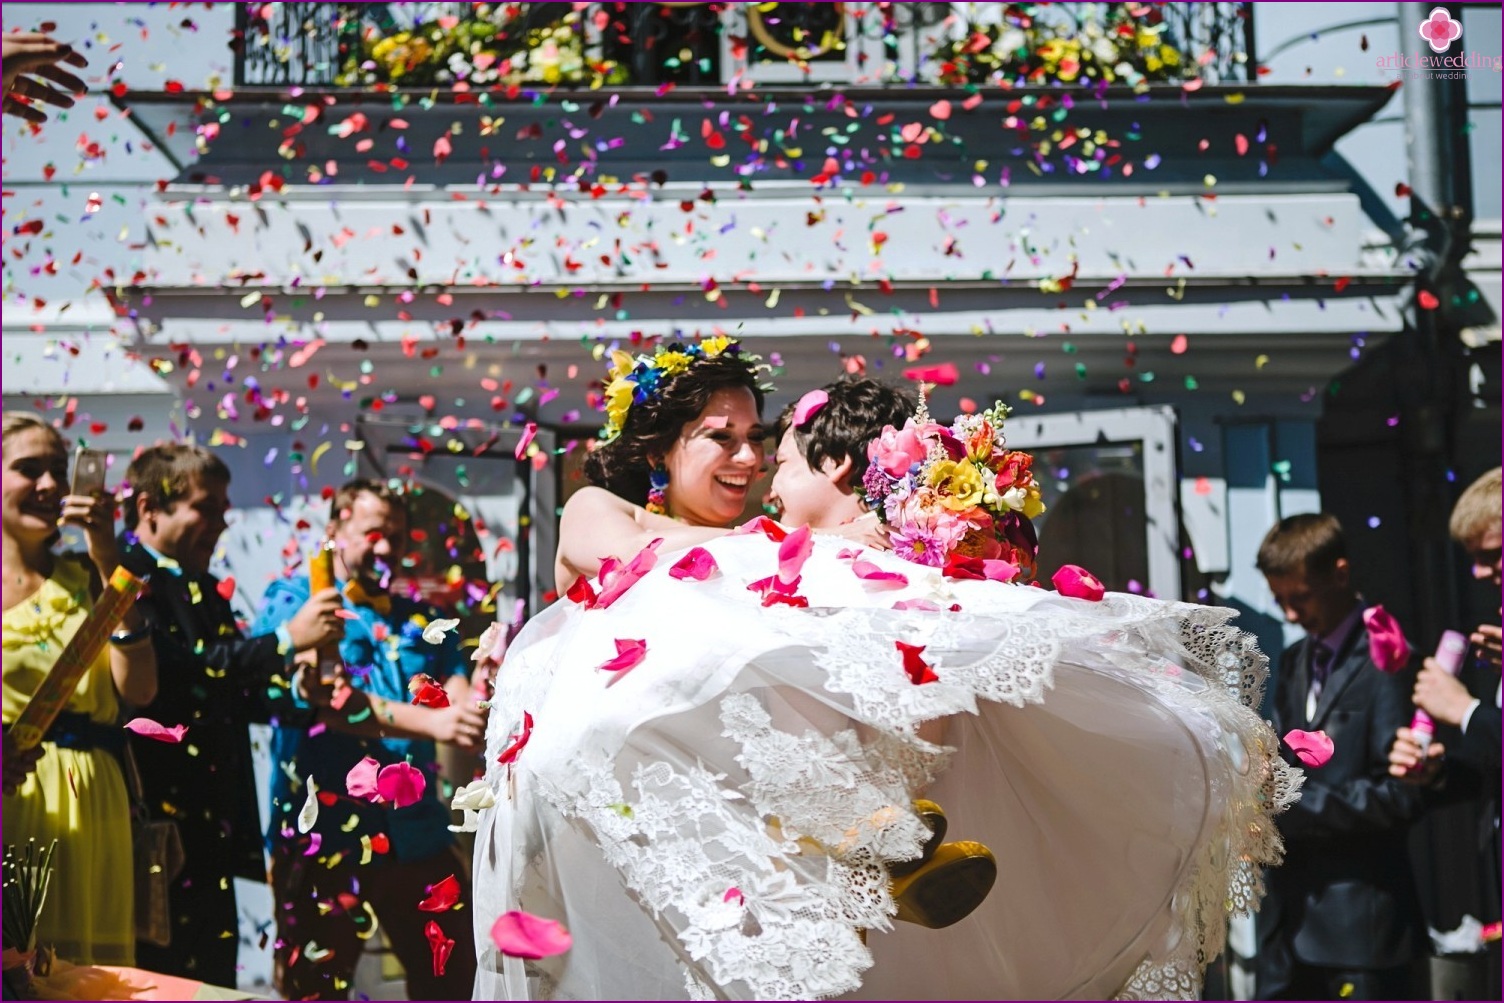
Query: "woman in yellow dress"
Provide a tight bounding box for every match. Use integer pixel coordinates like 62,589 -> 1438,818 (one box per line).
2,412 -> 156,965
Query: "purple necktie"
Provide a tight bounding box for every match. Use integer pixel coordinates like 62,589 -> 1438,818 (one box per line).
1311,642 -> 1335,688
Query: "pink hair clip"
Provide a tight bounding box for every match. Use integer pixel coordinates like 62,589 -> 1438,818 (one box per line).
792,389 -> 829,428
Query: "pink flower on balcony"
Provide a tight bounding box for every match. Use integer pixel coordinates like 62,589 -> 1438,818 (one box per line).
1418,7 -> 1462,53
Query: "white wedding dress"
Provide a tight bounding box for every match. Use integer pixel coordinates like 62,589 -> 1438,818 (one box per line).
471,532 -> 1300,1000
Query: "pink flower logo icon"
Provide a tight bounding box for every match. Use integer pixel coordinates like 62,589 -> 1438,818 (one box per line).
1418,7 -> 1462,53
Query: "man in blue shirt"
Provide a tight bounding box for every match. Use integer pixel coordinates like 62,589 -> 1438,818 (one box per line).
254,479 -> 485,1000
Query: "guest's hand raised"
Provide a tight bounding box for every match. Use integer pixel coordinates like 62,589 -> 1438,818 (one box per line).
60,491 -> 121,580
286,588 -> 347,652
3,29 -> 87,123
1387,726 -> 1444,785
1470,623 -> 1501,672
1412,657 -> 1475,728
427,700 -> 488,752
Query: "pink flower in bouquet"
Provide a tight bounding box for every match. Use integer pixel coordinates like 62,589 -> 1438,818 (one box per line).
870,400 -> 1043,584
891,524 -> 947,568
1362,605 -> 1411,672
869,422 -> 928,478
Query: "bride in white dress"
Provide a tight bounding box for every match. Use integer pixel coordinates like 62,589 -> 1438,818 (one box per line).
470,354 -> 1301,1001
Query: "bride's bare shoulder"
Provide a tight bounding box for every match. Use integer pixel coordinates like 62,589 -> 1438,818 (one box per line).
561,485 -> 634,519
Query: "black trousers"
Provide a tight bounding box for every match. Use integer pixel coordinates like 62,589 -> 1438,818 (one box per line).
1263,960 -> 1417,1001
135,819 -> 241,988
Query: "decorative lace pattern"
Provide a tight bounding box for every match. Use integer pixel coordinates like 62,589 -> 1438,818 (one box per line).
533,733 -> 877,1000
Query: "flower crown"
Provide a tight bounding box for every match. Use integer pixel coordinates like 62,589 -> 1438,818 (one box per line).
599,335 -> 765,442
862,393 -> 1045,582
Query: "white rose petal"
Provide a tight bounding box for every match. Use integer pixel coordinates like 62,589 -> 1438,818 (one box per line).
471,622 -> 502,663
297,776 -> 319,834
448,808 -> 482,833
421,618 -> 461,644
451,778 -> 498,813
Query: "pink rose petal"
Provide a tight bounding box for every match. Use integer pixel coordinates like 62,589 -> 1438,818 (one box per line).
902,362 -> 960,386
514,421 -> 538,460
724,887 -> 744,904
748,574 -> 810,608
732,516 -> 789,541
123,718 -> 188,744
851,559 -> 909,589
346,755 -> 382,801
669,547 -> 718,582
1052,564 -> 1106,601
981,559 -> 1017,582
376,761 -> 426,808
598,638 -> 648,674
1283,728 -> 1334,768
792,389 -> 829,427
778,524 -> 813,585
596,540 -> 661,609
491,910 -> 574,960
893,598 -> 944,612
1362,605 -> 1411,673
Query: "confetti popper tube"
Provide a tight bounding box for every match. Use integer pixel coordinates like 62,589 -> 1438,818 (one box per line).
307,542 -> 341,673
8,566 -> 144,751
309,541 -> 336,594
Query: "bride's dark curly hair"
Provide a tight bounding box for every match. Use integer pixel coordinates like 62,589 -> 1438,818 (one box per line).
584,348 -> 767,506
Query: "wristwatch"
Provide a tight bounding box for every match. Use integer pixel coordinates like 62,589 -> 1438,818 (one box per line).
108,625 -> 152,647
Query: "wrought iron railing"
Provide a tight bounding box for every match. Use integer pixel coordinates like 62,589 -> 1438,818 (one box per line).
231,2 -> 1256,90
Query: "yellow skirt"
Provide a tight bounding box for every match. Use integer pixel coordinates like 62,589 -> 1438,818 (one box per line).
2,743 -> 134,966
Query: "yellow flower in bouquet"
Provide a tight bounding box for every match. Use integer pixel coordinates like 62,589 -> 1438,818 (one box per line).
928,460 -> 986,512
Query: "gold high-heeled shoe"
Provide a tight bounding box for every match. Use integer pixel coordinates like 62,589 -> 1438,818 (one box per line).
888,798 -> 947,878
890,840 -> 998,929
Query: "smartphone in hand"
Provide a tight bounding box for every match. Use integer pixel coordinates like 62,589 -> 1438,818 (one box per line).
71,447 -> 108,497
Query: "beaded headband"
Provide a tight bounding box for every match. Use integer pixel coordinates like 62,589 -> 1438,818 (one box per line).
599,335 -> 768,443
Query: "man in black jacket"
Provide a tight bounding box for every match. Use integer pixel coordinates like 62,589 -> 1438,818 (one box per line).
1389,466 -> 1501,998
1254,513 -> 1425,1000
120,444 -> 344,987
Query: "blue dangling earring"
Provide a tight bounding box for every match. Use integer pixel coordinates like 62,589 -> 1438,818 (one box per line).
646,466 -> 669,516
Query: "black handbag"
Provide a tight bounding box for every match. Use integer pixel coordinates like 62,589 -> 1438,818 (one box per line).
122,745 -> 186,948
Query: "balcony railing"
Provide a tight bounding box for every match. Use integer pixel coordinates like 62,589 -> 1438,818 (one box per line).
231,2 -> 1256,91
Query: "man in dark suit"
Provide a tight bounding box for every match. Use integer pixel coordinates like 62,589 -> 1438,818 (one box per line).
120,444 -> 344,986
1254,513 -> 1425,1000
1389,466 -> 1501,998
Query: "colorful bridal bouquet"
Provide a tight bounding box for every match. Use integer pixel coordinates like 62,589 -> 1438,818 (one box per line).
863,400 -> 1044,582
